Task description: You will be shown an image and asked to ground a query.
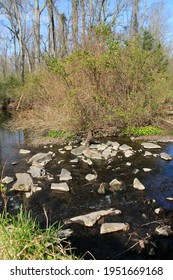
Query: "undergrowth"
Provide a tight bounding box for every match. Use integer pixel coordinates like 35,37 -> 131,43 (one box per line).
3,27 -> 173,139
122,126 -> 163,137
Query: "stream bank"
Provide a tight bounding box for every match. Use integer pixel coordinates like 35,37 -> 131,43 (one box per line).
0,116 -> 173,259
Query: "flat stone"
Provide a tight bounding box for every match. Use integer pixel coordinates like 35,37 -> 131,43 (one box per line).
82,158 -> 93,165
28,151 -> 54,167
155,225 -> 173,236
109,179 -> 123,191
133,178 -> 145,190
144,151 -> 153,157
119,144 -> 132,151
2,176 -> 14,184
141,142 -> 161,149
160,152 -> 172,161
59,168 -> 72,181
107,141 -> 120,150
166,197 -> 173,201
83,148 -> 103,160
71,146 -> 87,156
31,185 -> 42,193
68,208 -> 120,227
11,173 -> 33,192
70,158 -> 79,163
102,148 -> 113,159
97,143 -> 108,151
64,145 -> 73,151
100,223 -> 130,234
85,173 -> 97,181
28,166 -> 46,178
51,182 -> 70,192
126,162 -> 131,166
124,150 -> 134,158
143,168 -> 152,172
19,149 -> 31,154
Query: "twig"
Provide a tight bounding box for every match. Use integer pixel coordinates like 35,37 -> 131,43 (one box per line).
111,241 -> 139,259
140,220 -> 163,228
43,206 -> 49,228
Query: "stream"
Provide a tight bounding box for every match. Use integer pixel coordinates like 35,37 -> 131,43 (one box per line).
0,113 -> 173,260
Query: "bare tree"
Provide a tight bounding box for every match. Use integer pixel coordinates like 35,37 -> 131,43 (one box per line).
47,0 -> 56,57
72,0 -> 79,49
33,0 -> 47,67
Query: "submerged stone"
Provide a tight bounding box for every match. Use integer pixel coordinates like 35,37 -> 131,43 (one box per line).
109,179 -> 123,191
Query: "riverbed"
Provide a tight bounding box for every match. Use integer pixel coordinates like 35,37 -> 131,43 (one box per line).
0,116 -> 173,260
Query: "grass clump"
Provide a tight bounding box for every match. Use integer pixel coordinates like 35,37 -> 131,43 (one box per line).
123,126 -> 163,137
0,208 -> 77,260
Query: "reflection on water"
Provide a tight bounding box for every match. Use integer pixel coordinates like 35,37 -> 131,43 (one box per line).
0,112 -> 25,169
0,127 -> 25,164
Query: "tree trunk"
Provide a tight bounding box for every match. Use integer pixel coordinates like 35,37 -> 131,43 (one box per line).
72,0 -> 79,50
47,0 -> 56,57
132,0 -> 139,37
80,0 -> 86,47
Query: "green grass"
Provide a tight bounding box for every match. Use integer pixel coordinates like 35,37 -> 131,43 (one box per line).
0,207 -> 78,260
123,126 -> 163,137
48,130 -> 74,140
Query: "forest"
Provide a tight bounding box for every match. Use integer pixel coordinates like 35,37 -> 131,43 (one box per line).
0,0 -> 173,140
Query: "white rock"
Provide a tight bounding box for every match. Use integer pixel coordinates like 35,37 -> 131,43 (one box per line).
166,197 -> 173,201
70,158 -> 79,163
124,150 -> 134,158
68,208 -> 120,227
119,144 -> 132,151
143,168 -> 152,172
28,152 -> 54,167
59,169 -> 72,181
71,146 -> 87,156
144,151 -> 153,157
109,179 -> 122,191
85,174 -> 97,181
141,142 -> 161,149
64,145 -> 73,151
133,178 -> 145,190
126,162 -> 132,166
160,152 -> 172,161
155,208 -> 162,214
82,158 -> 93,165
155,225 -> 173,236
100,223 -> 130,234
107,141 -> 120,150
51,182 -> 70,192
83,148 -> 103,160
28,166 -> 46,178
11,173 -> 33,192
97,143 -> 108,151
19,149 -> 31,154
2,176 -> 14,184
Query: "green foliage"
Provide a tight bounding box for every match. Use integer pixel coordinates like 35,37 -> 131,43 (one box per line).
0,76 -> 22,107
48,130 -> 74,140
0,207 -> 77,260
123,126 -> 163,137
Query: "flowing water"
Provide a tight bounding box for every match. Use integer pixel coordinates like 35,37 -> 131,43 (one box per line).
0,113 -> 173,259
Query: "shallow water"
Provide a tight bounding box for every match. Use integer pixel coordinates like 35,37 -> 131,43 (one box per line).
0,116 -> 173,259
